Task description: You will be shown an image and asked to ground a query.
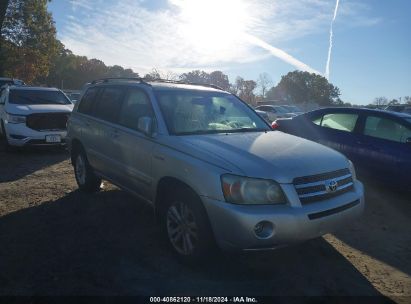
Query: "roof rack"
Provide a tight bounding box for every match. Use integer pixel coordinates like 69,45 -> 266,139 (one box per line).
147,78 -> 224,90
91,77 -> 149,85
90,77 -> 224,91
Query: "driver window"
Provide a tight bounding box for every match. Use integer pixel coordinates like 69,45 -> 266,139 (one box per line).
118,89 -> 153,131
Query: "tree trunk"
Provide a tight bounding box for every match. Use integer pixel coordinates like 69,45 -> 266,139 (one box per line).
0,0 -> 9,31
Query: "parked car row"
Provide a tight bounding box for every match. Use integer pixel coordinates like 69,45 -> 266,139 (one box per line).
255,104 -> 303,122
384,104 -> 411,115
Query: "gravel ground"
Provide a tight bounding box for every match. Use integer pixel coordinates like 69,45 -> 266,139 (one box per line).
0,143 -> 410,302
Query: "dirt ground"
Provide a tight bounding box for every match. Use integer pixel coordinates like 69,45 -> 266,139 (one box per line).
0,143 -> 410,302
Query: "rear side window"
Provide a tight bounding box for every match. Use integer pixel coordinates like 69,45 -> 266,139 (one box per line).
313,113 -> 358,132
78,87 -> 98,115
364,116 -> 411,143
118,89 -> 153,131
93,87 -> 124,123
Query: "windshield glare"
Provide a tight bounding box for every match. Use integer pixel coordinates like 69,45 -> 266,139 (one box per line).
155,90 -> 270,135
10,90 -> 72,105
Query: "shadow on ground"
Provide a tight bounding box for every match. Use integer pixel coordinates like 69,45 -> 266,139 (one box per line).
0,141 -> 68,183
334,178 -> 411,276
0,188 -> 390,298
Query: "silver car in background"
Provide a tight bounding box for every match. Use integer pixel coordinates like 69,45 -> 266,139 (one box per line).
67,78 -> 364,262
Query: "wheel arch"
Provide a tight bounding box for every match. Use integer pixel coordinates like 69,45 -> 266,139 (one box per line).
70,138 -> 84,164
154,176 -> 203,218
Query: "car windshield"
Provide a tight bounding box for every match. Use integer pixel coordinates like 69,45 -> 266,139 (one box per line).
155,90 -> 270,135
69,93 -> 80,100
10,89 -> 72,105
286,105 -> 301,112
275,106 -> 289,113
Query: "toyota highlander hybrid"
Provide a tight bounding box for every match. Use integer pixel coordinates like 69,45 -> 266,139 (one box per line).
67,78 -> 364,262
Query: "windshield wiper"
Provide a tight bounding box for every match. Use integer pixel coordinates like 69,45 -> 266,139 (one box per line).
224,128 -> 269,133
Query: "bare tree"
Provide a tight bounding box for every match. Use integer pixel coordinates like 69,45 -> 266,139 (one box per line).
404,96 -> 411,105
373,97 -> 388,108
144,68 -> 177,81
257,72 -> 272,99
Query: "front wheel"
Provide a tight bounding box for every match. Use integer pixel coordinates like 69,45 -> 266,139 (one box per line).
162,189 -> 216,263
73,149 -> 101,192
0,121 -> 15,152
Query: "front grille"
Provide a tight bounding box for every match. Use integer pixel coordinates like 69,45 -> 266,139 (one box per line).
294,168 -> 354,204
26,113 -> 69,131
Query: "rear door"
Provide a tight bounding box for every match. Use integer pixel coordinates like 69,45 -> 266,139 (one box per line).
356,115 -> 411,184
88,86 -> 125,181
75,86 -> 100,166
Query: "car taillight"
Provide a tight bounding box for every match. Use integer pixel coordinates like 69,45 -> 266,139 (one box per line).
271,121 -> 279,129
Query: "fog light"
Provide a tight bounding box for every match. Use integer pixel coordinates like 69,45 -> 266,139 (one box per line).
254,221 -> 274,239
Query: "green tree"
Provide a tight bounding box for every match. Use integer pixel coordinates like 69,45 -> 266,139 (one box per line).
266,71 -> 341,106
209,71 -> 230,91
179,70 -> 230,90
179,70 -> 210,84
230,76 -> 257,105
0,0 -> 58,83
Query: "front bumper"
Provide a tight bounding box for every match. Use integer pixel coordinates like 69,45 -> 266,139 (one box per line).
4,122 -> 67,147
202,180 -> 364,251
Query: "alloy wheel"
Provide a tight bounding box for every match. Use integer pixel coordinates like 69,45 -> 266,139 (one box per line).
75,154 -> 86,185
166,201 -> 198,256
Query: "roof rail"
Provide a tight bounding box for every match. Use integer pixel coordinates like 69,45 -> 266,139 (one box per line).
90,77 -> 225,91
91,77 -> 149,85
147,78 -> 224,91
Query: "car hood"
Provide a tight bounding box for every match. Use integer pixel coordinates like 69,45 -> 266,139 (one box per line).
176,131 -> 349,183
7,103 -> 74,115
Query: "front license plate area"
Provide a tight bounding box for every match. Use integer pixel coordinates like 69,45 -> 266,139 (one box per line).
45,135 -> 61,143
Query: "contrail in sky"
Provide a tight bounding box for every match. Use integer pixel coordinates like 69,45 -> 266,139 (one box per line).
325,0 -> 340,80
245,34 -> 321,75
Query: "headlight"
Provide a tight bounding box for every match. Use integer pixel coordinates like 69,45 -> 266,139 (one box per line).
6,113 -> 26,124
221,174 -> 286,205
348,160 -> 357,181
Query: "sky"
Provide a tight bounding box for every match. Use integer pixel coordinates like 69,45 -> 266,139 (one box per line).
48,0 -> 411,105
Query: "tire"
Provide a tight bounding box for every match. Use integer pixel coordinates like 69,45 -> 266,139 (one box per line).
72,147 -> 102,192
161,187 -> 216,263
0,120 -> 15,152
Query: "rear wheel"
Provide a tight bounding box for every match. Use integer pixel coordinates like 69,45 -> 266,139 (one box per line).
72,148 -> 101,192
161,188 -> 216,263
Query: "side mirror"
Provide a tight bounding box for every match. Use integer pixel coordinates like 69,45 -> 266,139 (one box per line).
138,116 -> 153,136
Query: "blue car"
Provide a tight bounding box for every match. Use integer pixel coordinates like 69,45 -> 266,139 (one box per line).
273,107 -> 411,188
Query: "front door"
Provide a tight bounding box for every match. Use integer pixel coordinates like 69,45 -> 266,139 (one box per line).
114,87 -> 156,201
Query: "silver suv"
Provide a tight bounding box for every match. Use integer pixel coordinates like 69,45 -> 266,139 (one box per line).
67,78 -> 364,261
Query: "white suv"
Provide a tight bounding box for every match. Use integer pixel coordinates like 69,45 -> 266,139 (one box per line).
0,86 -> 74,149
